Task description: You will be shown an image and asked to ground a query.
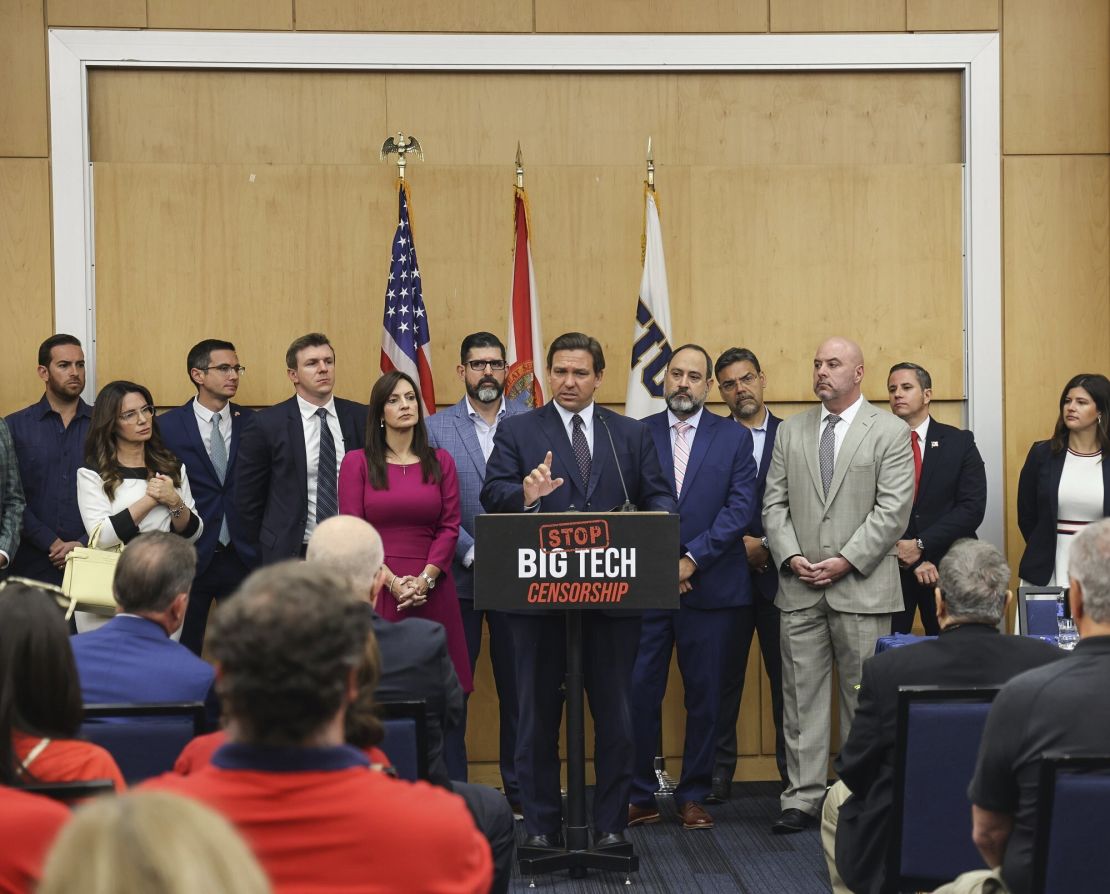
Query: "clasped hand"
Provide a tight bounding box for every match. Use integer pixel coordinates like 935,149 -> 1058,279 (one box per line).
790,555 -> 852,589
146,473 -> 181,507
391,574 -> 428,610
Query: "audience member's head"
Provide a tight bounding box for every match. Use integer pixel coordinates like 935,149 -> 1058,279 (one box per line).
935,539 -> 1009,627
112,532 -> 197,633
210,562 -> 370,747
0,584 -> 83,785
1068,518 -> 1110,634
306,515 -> 386,601
39,791 -> 272,894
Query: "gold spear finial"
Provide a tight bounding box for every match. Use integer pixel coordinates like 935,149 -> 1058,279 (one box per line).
380,132 -> 424,181
646,136 -> 655,191
515,142 -> 524,189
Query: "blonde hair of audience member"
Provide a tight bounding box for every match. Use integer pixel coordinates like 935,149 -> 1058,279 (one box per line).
39,791 -> 272,894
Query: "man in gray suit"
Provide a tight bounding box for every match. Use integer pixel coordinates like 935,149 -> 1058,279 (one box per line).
763,336 -> 914,833
426,331 -> 527,804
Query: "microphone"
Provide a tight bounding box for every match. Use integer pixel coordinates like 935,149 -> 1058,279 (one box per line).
596,410 -> 637,512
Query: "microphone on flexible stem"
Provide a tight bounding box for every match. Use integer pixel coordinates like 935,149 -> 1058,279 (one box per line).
596,411 -> 637,512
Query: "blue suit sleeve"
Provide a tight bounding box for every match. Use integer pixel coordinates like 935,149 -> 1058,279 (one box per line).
684,426 -> 757,570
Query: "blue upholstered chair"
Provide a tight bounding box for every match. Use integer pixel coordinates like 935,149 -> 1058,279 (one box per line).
1033,753 -> 1110,894
81,702 -> 206,785
378,700 -> 428,782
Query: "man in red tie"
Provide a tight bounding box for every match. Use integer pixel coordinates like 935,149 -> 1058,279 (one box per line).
887,363 -> 988,634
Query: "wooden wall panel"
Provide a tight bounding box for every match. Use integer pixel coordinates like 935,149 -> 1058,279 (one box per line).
1002,0 -> 1110,155
534,0 -> 768,33
908,0 -> 998,32
0,0 -> 48,157
0,160 -> 54,416
294,0 -> 532,32
46,0 -> 146,27
1002,155 -> 1110,569
770,0 -> 905,32
147,0 -> 293,30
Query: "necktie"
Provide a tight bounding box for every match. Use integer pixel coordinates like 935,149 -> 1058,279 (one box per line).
316,407 -> 338,523
209,413 -> 230,544
911,430 -> 923,499
819,414 -> 841,498
571,414 -> 591,487
673,421 -> 692,497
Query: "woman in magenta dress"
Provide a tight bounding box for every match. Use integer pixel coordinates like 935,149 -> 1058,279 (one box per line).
338,371 -> 472,692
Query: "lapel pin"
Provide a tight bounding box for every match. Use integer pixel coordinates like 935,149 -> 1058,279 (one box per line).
930,441 -> 939,448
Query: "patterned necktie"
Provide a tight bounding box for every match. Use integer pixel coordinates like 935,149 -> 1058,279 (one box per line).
819,414 -> 841,498
571,414 -> 591,487
316,407 -> 338,523
209,413 -> 230,544
673,421 -> 692,497
911,430 -> 923,499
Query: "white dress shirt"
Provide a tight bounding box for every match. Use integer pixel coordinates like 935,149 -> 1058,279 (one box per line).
466,397 -> 507,462
297,395 -> 346,543
552,401 -> 595,456
747,406 -> 770,474
818,393 -> 865,464
191,398 -> 233,458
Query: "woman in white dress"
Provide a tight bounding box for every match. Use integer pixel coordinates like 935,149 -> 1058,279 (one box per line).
1017,373 -> 1110,587
76,381 -> 202,631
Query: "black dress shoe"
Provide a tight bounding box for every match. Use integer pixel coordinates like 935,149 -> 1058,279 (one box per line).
706,776 -> 731,804
771,808 -> 815,834
594,832 -> 628,848
522,833 -> 564,849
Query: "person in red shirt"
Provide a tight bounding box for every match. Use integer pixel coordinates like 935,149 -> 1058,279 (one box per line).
146,561 -> 492,894
0,583 -> 124,793
0,786 -> 69,894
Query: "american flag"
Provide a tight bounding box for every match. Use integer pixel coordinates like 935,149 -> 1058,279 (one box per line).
380,181 -> 436,415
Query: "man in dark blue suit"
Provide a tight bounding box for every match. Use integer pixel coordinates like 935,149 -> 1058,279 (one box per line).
71,532 -> 219,725
234,333 -> 366,567
426,331 -> 528,795
887,362 -> 987,635
481,332 -> 676,850
709,347 -> 789,800
159,339 -> 255,654
628,345 -> 756,831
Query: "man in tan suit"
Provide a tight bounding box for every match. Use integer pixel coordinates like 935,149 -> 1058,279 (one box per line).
762,336 -> 914,833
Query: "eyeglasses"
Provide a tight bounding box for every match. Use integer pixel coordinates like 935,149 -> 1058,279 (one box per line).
719,373 -> 760,392
465,359 -> 507,372
119,405 -> 156,423
198,364 -> 246,375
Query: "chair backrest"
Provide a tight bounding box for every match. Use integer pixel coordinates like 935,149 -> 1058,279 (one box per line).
81,702 -> 206,785
1033,753 -> 1110,894
889,686 -> 999,892
1016,586 -> 1067,637
20,779 -> 116,805
377,700 -> 428,782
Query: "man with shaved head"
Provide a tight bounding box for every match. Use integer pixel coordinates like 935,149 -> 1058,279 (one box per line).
762,336 -> 914,833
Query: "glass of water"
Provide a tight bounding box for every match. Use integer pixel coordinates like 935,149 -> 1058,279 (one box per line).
1057,617 -> 1079,651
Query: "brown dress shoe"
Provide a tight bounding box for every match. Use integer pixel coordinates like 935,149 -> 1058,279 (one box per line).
679,801 -> 714,830
627,803 -> 661,826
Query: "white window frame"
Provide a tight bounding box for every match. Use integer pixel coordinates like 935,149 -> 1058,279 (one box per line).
47,29 -> 1002,547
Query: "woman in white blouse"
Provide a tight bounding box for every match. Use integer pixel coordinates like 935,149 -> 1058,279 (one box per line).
76,381 -> 202,630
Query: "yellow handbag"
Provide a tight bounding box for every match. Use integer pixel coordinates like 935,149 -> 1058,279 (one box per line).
61,524 -> 123,620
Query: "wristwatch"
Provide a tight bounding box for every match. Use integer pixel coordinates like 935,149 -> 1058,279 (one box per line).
419,572 -> 437,591
760,536 -> 770,551
915,538 -> 925,551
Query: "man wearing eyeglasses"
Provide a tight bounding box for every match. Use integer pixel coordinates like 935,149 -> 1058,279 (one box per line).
159,339 -> 256,655
706,347 -> 788,803
426,332 -> 528,804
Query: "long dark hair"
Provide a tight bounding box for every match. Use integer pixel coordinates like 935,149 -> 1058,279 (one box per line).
363,371 -> 441,490
1049,373 -> 1110,455
0,584 -> 84,786
85,380 -> 182,500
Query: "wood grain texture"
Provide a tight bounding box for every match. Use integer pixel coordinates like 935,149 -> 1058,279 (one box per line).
770,0 -> 905,32
147,0 -> 293,30
46,0 -> 146,26
1002,155 -> 1110,570
0,0 -> 48,157
908,0 -> 998,32
534,0 -> 768,33
294,0 -> 532,32
1002,0 -> 1110,154
0,160 -> 54,416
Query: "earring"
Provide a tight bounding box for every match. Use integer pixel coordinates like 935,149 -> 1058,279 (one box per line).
380,419 -> 385,429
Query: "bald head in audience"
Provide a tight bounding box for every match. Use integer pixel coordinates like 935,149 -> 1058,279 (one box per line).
306,515 -> 386,602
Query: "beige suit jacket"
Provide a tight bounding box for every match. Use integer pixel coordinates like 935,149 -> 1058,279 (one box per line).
762,399 -> 914,613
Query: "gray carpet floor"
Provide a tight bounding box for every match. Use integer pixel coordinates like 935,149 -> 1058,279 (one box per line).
510,783 -> 830,893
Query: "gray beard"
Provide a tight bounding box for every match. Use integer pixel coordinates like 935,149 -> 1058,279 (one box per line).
469,383 -> 502,404
666,392 -> 703,415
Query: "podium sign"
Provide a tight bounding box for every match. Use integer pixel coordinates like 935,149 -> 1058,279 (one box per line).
473,512 -> 680,611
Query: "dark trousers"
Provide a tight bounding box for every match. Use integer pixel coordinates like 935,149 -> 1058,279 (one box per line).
180,545 -> 250,656
508,612 -> 641,838
890,568 -> 941,635
8,543 -> 64,586
712,595 -> 788,785
445,599 -> 520,798
451,780 -> 515,894
630,606 -> 737,807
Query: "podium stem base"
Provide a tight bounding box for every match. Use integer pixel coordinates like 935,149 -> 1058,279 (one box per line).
518,841 -> 639,884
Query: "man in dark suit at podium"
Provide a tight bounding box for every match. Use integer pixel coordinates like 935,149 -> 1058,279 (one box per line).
481,331 -> 675,850
886,362 -> 987,635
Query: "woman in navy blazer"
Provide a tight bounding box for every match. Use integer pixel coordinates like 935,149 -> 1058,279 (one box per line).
1017,373 -> 1110,585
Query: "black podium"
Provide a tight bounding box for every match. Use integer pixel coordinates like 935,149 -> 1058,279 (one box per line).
475,512 -> 680,882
